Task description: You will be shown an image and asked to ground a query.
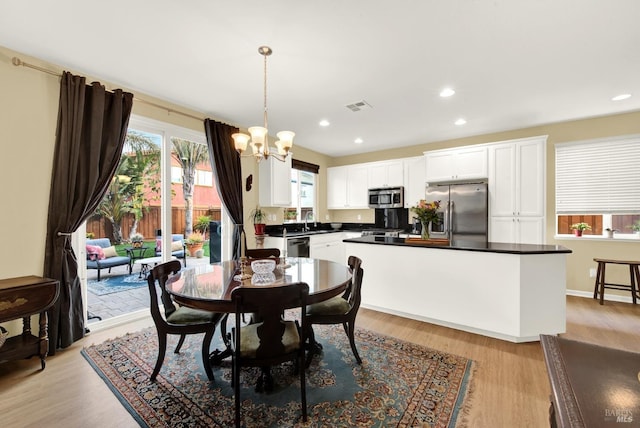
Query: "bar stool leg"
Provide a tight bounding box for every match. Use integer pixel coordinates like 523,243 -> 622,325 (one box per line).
593,261 -> 606,304
632,265 -> 640,304
599,262 -> 606,305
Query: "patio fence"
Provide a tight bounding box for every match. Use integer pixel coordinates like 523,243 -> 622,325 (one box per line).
86,206 -> 222,242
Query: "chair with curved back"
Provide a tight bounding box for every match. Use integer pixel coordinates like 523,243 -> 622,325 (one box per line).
230,282 -> 309,427
245,247 -> 281,259
146,259 -> 223,381
306,255 -> 364,365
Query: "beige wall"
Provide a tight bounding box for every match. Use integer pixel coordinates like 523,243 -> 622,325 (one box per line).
2,43 -> 639,299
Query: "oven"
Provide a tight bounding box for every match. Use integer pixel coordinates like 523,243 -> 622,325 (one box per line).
368,187 -> 404,209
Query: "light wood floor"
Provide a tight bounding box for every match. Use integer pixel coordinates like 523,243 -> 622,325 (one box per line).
1,295 -> 639,427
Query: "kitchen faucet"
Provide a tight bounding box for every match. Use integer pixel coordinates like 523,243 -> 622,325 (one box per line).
304,211 -> 314,231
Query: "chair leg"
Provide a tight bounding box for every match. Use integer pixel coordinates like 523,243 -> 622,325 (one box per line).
97,269 -> 101,282
174,334 -> 186,353
151,332 -> 168,381
201,328 -> 215,381
344,321 -> 362,364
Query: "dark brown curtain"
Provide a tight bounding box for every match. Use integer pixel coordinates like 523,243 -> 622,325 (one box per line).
44,72 -> 133,354
204,119 -> 244,259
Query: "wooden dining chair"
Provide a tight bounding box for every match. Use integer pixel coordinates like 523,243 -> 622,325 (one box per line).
146,259 -> 224,381
306,255 -> 364,365
230,282 -> 309,427
245,247 -> 280,259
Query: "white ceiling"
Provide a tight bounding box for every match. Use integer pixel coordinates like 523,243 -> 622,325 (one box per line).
1,1 -> 639,157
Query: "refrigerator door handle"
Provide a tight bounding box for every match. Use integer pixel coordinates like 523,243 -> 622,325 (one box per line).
449,200 -> 454,235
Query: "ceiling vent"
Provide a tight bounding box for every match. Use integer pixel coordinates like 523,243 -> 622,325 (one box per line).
345,100 -> 372,112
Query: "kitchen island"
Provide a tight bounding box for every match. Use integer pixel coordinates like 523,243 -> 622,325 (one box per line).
344,236 -> 572,343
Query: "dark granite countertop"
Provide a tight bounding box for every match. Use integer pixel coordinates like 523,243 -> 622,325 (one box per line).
344,235 -> 572,255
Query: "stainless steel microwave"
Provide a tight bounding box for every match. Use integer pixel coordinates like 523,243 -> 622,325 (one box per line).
368,187 -> 404,208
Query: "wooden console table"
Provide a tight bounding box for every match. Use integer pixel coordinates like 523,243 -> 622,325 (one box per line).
0,276 -> 60,370
541,335 -> 640,427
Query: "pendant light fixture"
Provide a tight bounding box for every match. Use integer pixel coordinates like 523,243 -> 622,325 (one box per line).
232,46 -> 294,162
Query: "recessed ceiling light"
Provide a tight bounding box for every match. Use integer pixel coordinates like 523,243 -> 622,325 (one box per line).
612,93 -> 631,101
440,88 -> 455,98
354,138 -> 363,144
319,119 -> 330,127
454,118 -> 467,126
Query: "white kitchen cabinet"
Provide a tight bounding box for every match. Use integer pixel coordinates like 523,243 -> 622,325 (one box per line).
425,146 -> 488,183
259,155 -> 292,207
327,165 -> 368,209
488,136 -> 546,244
309,232 -> 346,264
367,160 -> 404,189
403,156 -> 427,208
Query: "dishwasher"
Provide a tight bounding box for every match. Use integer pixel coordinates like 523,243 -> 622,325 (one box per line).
286,236 -> 310,257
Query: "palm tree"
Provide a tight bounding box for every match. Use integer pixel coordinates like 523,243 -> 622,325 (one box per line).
121,132 -> 160,237
171,138 -> 209,236
94,131 -> 159,243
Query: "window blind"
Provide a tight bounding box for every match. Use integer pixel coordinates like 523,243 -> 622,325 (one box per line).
556,135 -> 640,214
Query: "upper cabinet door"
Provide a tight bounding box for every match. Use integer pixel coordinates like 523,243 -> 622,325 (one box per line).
259,155 -> 292,207
425,146 -> 487,182
403,156 -> 427,208
327,165 -> 368,209
488,137 -> 545,217
367,160 -> 404,188
327,166 -> 348,209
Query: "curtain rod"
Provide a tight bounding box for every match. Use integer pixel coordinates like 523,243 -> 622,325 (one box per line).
12,56 -> 204,122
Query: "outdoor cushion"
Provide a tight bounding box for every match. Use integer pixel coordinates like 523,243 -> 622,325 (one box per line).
86,245 -> 105,261
171,240 -> 183,251
103,245 -> 118,258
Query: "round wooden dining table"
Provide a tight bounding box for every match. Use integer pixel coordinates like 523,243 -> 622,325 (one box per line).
165,257 -> 353,313
165,257 -> 353,370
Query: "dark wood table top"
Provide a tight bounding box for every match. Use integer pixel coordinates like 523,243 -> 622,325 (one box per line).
540,335 -> 640,427
165,257 -> 352,313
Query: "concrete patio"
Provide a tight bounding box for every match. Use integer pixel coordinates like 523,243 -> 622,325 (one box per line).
86,256 -> 211,324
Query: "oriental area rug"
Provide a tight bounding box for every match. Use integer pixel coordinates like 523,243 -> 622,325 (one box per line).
82,324 -> 475,427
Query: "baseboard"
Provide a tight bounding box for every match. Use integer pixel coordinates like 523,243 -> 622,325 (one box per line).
566,289 -> 635,304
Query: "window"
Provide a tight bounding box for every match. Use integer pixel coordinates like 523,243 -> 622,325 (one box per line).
286,160 -> 319,223
171,166 -> 183,183
556,135 -> 640,236
195,170 -> 213,187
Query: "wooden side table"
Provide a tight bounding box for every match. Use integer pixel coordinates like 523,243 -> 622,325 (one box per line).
0,276 -> 60,370
541,335 -> 640,427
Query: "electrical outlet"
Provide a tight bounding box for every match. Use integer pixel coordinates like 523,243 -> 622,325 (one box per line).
325,214 -> 330,220
589,268 -> 597,278
357,214 -> 362,221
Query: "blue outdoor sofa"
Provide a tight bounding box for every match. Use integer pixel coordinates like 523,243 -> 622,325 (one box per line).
155,233 -> 187,266
86,238 -> 131,281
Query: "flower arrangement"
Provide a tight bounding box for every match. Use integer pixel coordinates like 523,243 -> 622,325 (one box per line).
411,200 -> 441,239
411,200 -> 441,224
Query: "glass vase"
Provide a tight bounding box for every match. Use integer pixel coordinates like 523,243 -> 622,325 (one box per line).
421,220 -> 430,240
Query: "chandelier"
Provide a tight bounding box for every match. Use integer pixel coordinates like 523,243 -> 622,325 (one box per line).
232,46 -> 294,162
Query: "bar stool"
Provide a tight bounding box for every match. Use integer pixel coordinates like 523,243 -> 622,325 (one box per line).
593,258 -> 640,305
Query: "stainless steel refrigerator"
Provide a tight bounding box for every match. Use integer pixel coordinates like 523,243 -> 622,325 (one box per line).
424,182 -> 488,243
